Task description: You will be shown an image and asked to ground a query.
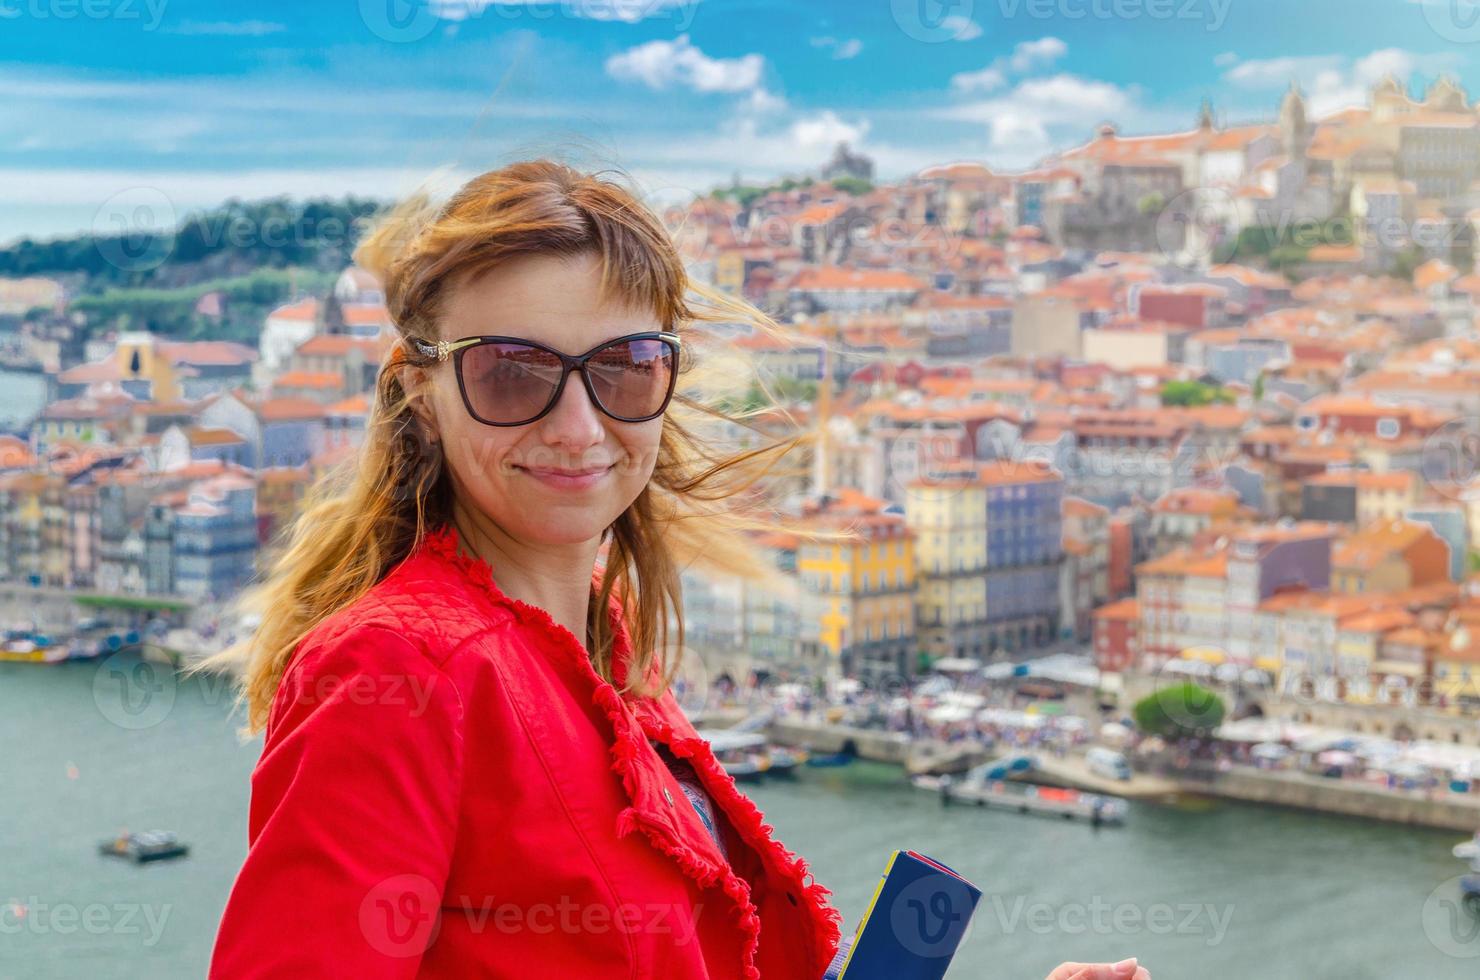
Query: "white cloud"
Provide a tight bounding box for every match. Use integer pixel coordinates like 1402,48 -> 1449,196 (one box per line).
788,110 -> 870,150
987,112 -> 1051,153
941,15 -> 982,41
1219,47 -> 1449,119
605,34 -> 764,94
951,66 -> 1007,93
944,74 -> 1134,125
429,0 -> 697,23
810,36 -> 863,60
952,37 -> 1067,93
1353,48 -> 1416,85
1213,51 -> 1238,68
1224,55 -> 1343,88
936,73 -> 1157,166
742,88 -> 789,114
1007,37 -> 1067,72
165,20 -> 285,36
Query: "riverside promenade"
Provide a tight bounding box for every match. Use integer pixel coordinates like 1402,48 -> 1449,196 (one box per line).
752,714 -> 1480,831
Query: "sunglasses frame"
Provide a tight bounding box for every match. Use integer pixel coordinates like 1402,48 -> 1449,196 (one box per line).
409,330 -> 682,426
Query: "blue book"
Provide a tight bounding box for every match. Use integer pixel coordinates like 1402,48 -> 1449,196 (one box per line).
830,850 -> 981,980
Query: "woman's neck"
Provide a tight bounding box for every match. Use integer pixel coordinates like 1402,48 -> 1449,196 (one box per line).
450,503 -> 601,654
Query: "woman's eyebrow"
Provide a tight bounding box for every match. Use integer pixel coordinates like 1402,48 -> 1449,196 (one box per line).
438,328 -> 665,357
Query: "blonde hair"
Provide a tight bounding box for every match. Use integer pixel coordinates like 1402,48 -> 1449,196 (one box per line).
193,159 -> 856,735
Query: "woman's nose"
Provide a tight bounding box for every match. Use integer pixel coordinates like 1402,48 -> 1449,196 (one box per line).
539,371 -> 606,446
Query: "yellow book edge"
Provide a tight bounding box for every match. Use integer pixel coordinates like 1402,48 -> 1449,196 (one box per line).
835,848 -> 902,977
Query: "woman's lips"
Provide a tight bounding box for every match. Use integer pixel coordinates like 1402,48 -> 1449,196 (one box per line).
516,464 -> 614,490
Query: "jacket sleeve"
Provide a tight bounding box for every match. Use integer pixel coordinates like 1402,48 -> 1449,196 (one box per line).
210,625 -> 466,978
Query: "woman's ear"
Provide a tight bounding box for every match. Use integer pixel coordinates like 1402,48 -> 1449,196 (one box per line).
397,363 -> 440,441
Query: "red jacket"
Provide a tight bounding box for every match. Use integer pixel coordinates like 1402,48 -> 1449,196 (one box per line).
210,525 -> 843,979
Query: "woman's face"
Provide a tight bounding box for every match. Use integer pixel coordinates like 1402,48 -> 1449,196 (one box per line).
416,251 -> 666,548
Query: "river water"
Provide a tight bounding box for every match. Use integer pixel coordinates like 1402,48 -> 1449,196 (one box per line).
3,654 -> 1476,979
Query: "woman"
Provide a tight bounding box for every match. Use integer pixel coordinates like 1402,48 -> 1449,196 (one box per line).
206,161 -> 1150,980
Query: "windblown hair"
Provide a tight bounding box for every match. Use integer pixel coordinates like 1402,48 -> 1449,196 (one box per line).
194,160 -> 854,735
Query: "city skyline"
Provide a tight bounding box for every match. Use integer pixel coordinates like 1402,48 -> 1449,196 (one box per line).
4,0 -> 1479,243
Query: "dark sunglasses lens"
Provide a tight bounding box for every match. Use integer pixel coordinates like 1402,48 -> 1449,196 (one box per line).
586,338 -> 676,420
459,342 -> 563,424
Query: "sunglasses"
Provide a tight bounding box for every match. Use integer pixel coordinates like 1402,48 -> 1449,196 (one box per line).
410,331 -> 681,426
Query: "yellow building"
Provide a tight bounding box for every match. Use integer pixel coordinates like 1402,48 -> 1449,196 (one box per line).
1432,624 -> 1480,712
1335,608 -> 1414,702
115,331 -> 182,402
797,491 -> 916,680
904,477 -> 988,662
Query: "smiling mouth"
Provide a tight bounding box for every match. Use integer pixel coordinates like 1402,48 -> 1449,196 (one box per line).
517,464 -> 615,477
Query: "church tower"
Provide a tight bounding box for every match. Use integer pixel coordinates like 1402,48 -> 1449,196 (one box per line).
1278,81 -> 1308,160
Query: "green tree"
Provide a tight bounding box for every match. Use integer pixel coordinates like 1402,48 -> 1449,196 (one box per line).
1391,244 -> 1428,282
1133,683 -> 1226,738
831,176 -> 874,196
1161,380 -> 1234,407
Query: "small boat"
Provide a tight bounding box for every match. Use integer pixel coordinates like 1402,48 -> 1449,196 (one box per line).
99,831 -> 190,863
765,745 -> 809,776
805,750 -> 855,768
697,730 -> 771,782
913,768 -> 1128,826
0,639 -> 44,663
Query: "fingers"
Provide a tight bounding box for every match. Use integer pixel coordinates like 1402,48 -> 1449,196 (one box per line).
1047,957 -> 1147,980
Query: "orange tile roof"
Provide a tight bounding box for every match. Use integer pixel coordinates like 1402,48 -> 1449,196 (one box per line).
326,393 -> 370,416
1333,519 -> 1436,570
341,304 -> 392,328
790,266 -> 929,293
1341,608 -> 1414,634
1305,470 -> 1415,491
975,459 -> 1059,486
1057,127 -> 1205,164
258,466 -> 310,485
1413,259 -> 1459,291
275,371 -> 343,390
185,426 -> 246,446
1152,488 -> 1241,515
792,202 -> 848,225
57,357 -> 122,384
295,334 -> 388,358
1093,598 -> 1139,621
160,340 -> 257,366
270,298 -> 319,322
257,396 -> 326,421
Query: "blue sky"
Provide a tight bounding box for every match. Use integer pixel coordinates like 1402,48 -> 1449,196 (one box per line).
2,0 -> 1475,244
